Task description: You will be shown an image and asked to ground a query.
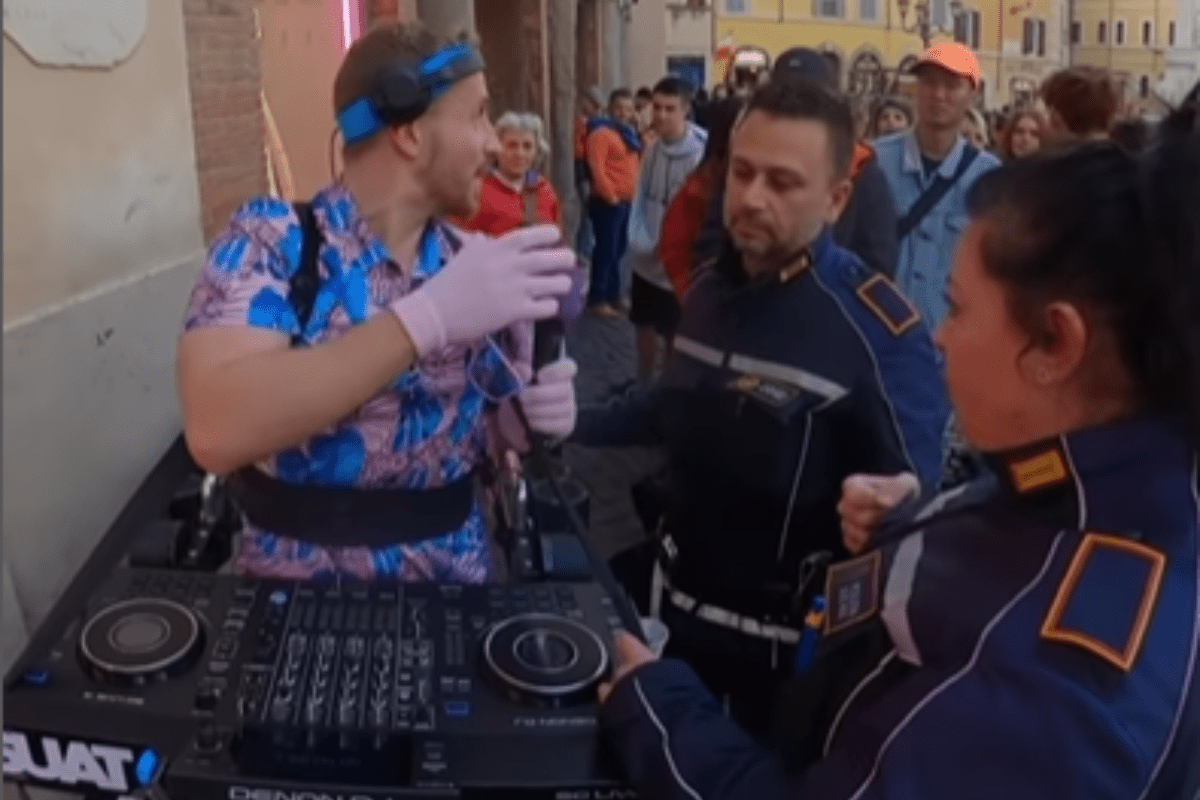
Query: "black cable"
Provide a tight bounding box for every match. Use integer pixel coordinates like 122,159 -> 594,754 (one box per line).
511,400 -> 646,643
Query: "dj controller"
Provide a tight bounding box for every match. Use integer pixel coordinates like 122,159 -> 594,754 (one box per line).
3,439 -> 639,800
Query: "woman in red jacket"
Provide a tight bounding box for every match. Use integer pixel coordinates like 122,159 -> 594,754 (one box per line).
458,111 -> 561,235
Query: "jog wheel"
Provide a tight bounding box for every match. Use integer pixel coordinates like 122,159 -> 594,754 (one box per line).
79,597 -> 206,686
480,613 -> 609,707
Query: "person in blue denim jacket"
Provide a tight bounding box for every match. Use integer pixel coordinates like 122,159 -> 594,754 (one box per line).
873,42 -> 1000,334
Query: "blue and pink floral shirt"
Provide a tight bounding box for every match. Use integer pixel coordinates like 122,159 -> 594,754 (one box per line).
183,184 -> 528,583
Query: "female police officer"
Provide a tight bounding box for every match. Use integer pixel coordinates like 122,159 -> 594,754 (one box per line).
594,111 -> 1200,798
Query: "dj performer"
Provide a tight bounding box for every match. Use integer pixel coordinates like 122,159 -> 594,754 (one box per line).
177,23 -> 579,583
574,79 -> 948,736
597,126 -> 1200,799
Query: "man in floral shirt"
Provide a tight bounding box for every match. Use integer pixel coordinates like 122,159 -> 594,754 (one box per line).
178,23 -> 580,584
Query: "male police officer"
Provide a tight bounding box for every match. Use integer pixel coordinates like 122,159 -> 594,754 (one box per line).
573,79 -> 947,736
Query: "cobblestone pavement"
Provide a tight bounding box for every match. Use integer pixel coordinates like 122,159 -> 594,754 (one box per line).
563,312 -> 666,561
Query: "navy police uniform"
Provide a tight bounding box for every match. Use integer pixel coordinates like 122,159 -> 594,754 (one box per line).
574,230 -> 948,734
599,414 -> 1200,800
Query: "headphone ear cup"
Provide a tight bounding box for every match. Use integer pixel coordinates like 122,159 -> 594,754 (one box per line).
373,62 -> 428,126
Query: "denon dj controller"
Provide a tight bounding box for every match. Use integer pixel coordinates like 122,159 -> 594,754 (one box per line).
3,568 -> 634,800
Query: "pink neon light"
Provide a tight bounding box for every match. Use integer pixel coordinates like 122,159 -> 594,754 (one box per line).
341,0 -> 353,50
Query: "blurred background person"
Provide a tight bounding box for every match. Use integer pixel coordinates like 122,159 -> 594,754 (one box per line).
1110,117 -> 1152,154
635,86 -> 657,148
625,77 -> 707,383
586,88 -> 642,317
660,96 -> 745,298
1000,108 -> 1044,159
574,87 -> 605,264
962,106 -> 990,150
870,95 -> 914,138
1040,66 -> 1121,146
456,112 -> 560,236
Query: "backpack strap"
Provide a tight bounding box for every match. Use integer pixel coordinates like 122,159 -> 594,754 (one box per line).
288,201 -> 323,346
895,144 -> 979,241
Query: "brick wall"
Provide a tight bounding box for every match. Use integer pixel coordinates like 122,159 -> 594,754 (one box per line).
182,0 -> 268,242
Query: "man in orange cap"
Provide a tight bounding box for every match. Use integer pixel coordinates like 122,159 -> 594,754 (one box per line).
874,42 -> 999,334
873,42 -> 999,488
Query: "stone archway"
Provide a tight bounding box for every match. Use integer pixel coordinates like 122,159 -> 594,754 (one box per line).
848,48 -> 887,97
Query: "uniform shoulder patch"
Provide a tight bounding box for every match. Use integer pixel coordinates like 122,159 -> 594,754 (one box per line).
1040,532 -> 1166,672
854,273 -> 921,336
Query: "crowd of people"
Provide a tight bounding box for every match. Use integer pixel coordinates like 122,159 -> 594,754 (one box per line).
174,20 -> 1199,800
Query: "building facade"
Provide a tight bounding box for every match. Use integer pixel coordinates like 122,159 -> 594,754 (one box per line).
630,0 -> 716,90
1159,0 -> 1200,103
712,0 -> 1068,108
3,0 -> 267,669
1070,0 -> 1180,107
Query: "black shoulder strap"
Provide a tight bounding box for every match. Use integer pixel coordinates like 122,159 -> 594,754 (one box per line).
288,201 -> 322,346
895,145 -> 979,241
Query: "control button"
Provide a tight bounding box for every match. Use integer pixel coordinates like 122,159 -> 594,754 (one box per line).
270,699 -> 291,723
394,705 -> 413,729
397,686 -> 413,703
207,661 -> 230,675
269,589 -> 288,606
443,700 -> 470,718
195,724 -> 222,754
222,619 -> 245,633
456,678 -> 471,694
439,676 -> 456,693
22,669 -> 50,686
194,688 -> 220,712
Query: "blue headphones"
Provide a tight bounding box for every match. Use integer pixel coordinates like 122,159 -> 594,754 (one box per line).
335,42 -> 485,146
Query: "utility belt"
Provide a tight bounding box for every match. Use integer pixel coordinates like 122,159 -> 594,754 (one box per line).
227,466 -> 477,549
649,531 -> 833,648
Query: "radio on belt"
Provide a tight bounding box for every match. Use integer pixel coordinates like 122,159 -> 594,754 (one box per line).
3,568 -> 634,800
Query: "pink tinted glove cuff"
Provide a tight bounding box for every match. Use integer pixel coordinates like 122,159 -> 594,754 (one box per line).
389,290 -> 447,358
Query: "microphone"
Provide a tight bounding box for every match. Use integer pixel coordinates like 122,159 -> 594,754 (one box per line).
532,265 -> 587,375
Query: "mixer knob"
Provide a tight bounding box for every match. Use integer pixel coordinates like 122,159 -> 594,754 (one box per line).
320,634 -> 336,652
287,633 -> 306,652
346,636 -> 365,659
374,635 -> 393,654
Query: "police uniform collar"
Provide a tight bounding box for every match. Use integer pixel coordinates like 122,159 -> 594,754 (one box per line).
719,227 -> 833,287
981,414 -> 1188,499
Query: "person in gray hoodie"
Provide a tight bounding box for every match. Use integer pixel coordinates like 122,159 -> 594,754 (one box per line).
625,76 -> 707,382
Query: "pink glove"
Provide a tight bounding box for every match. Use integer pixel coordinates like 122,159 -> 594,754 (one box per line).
496,358 -> 579,451
390,225 -> 574,357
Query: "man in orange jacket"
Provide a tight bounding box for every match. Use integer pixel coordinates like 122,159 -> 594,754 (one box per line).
585,88 -> 642,315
